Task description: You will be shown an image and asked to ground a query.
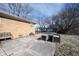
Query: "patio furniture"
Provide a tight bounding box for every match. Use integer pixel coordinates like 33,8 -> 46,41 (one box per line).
37,34 -> 60,43
47,35 -> 53,42
0,32 -> 13,41
41,35 -> 46,41
53,34 -> 60,43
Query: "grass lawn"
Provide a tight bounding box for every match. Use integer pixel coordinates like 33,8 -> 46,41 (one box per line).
54,34 -> 79,56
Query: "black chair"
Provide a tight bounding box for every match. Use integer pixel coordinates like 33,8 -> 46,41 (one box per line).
41,35 -> 46,41
47,35 -> 53,42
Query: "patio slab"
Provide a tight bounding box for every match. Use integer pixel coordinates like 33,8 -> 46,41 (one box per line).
0,35 -> 56,56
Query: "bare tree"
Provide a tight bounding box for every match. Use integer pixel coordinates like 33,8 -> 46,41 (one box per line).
0,4 -> 9,12
53,3 -> 79,34
7,3 -> 33,18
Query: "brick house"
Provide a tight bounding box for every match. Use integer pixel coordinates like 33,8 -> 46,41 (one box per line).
0,12 -> 36,39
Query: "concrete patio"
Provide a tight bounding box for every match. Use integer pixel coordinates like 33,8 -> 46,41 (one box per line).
0,34 -> 56,56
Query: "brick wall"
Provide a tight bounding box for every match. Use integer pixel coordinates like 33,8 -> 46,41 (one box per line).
0,17 -> 35,39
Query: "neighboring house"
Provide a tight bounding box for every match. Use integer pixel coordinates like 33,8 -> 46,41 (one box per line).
46,28 -> 53,32
0,12 -> 36,39
46,28 -> 57,32
35,27 -> 41,32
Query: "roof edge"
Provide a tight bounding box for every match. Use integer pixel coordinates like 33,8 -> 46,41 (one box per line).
0,11 -> 36,24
